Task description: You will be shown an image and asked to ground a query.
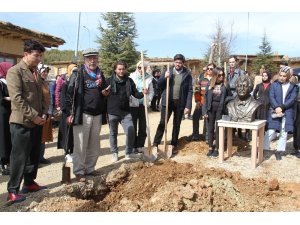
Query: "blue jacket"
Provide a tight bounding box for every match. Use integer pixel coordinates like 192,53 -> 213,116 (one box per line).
158,66 -> 193,110
267,81 -> 297,133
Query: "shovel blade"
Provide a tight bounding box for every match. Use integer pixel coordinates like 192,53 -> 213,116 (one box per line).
143,146 -> 158,162
158,145 -> 173,159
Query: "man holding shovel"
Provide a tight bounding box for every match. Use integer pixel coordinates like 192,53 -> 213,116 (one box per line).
153,54 -> 193,156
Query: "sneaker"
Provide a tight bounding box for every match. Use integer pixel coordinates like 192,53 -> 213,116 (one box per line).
125,153 -> 141,160
112,153 -> 118,163
21,182 -> 47,193
137,147 -> 144,154
75,174 -> 86,182
65,154 -> 73,163
7,193 -> 26,204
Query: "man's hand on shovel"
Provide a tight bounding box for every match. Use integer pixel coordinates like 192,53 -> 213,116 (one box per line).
142,88 -> 148,95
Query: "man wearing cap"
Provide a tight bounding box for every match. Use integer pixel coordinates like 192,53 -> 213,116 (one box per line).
66,48 -> 107,182
153,54 -> 193,155
6,40 -> 48,204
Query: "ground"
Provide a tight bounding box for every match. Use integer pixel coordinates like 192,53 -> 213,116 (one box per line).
0,108 -> 299,212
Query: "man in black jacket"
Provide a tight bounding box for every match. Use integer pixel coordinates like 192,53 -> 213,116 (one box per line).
153,54 -> 193,155
105,61 -> 147,163
66,48 -> 107,182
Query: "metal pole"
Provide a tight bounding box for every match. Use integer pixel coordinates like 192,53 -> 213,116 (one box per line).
245,12 -> 249,72
83,26 -> 90,48
75,12 -> 81,63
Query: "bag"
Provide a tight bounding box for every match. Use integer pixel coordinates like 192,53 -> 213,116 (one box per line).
52,109 -> 62,121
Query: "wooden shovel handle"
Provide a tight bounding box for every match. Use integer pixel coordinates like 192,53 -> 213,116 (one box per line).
164,63 -> 170,150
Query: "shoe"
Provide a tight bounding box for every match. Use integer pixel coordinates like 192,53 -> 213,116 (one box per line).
65,154 -> 73,163
7,193 -> 26,204
125,153 -> 141,160
112,153 -> 118,163
86,171 -> 101,176
21,182 -> 47,193
39,158 -> 51,164
207,149 -> 213,157
75,174 -> 86,182
1,164 -> 10,176
274,151 -> 282,161
212,149 -> 219,157
171,145 -> 178,156
137,147 -> 144,154
245,131 -> 251,142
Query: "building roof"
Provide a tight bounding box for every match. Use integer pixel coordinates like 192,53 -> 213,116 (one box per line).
0,21 -> 65,48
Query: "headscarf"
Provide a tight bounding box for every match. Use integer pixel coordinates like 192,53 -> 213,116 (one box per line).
0,62 -> 13,79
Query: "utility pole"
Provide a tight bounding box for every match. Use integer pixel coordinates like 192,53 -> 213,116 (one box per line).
74,12 -> 81,63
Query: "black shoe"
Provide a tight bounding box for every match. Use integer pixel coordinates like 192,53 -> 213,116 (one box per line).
39,158 -> 51,164
274,151 -> 282,161
1,165 -> 10,176
207,149 -> 213,157
212,150 -> 219,157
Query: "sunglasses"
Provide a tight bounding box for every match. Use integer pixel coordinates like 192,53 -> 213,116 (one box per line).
207,68 -> 214,71
218,74 -> 224,77
138,67 -> 142,69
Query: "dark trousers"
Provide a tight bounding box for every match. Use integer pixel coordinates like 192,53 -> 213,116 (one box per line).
207,102 -> 222,149
8,124 -> 42,193
130,105 -> 147,148
192,106 -> 202,135
151,95 -> 161,110
293,102 -> 300,150
153,100 -> 184,147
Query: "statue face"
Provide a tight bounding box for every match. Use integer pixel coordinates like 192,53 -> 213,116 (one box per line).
236,80 -> 250,98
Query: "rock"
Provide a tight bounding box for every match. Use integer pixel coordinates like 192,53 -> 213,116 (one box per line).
106,164 -> 129,185
268,179 -> 279,191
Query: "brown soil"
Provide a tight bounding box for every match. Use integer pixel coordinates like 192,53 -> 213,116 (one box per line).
24,137 -> 300,212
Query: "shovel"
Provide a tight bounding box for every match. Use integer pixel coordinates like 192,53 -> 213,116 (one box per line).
61,124 -> 72,184
158,63 -> 173,159
140,51 -> 157,161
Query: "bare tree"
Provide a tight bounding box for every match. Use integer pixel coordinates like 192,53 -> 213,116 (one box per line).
204,20 -> 237,67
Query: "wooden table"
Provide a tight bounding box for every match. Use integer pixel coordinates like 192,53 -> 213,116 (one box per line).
217,120 -> 266,169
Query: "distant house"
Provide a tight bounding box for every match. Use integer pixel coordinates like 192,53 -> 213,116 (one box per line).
0,21 -> 65,65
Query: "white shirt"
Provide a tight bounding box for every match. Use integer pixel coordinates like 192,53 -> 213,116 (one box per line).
281,82 -> 290,104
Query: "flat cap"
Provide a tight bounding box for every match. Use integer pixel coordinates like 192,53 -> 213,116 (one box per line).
82,48 -> 99,57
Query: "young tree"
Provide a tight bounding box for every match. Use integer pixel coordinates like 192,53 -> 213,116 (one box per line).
204,20 -> 236,67
97,12 -> 139,76
252,32 -> 277,74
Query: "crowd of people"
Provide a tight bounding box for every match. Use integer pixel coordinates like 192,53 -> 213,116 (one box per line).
0,39 -> 299,205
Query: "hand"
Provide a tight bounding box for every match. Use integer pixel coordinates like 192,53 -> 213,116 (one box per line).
33,116 -> 46,125
184,108 -> 190,115
165,71 -> 170,79
143,88 -> 148,95
275,107 -> 282,114
56,107 -> 61,111
66,115 -> 73,125
96,79 -> 102,87
102,88 -> 110,96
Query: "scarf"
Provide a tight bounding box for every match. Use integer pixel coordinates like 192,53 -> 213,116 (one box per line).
84,64 -> 101,80
111,72 -> 132,97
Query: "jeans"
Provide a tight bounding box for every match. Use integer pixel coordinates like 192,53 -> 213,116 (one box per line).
8,124 -> 42,193
264,117 -> 287,151
153,100 -> 184,147
130,105 -> 147,148
108,113 -> 135,155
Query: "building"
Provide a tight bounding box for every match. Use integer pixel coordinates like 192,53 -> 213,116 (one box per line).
0,21 -> 65,65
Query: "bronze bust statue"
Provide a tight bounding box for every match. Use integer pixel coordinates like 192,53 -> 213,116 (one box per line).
227,75 -> 262,122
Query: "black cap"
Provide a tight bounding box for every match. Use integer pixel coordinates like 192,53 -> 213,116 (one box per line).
174,54 -> 185,63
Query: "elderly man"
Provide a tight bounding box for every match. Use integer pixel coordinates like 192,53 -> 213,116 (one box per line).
66,48 -> 108,182
153,54 -> 193,155
227,75 -> 262,122
6,40 -> 47,204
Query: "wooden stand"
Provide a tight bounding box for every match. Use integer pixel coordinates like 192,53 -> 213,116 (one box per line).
217,120 -> 266,169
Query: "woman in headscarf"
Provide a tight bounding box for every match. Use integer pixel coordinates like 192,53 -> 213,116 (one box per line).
129,61 -> 154,154
0,62 -> 13,175
253,70 -> 272,121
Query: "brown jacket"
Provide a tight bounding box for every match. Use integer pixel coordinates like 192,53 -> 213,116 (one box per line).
6,59 -> 47,128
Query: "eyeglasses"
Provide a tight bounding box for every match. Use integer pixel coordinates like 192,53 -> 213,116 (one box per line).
138,67 -> 142,69
218,74 -> 224,77
207,67 -> 214,71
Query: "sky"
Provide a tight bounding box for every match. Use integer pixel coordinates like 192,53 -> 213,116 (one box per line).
1,10 -> 300,59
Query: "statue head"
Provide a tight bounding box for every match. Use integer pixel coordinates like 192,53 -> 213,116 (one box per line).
235,75 -> 253,100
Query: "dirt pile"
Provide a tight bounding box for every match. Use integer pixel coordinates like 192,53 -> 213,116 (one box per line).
30,160 -> 300,212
